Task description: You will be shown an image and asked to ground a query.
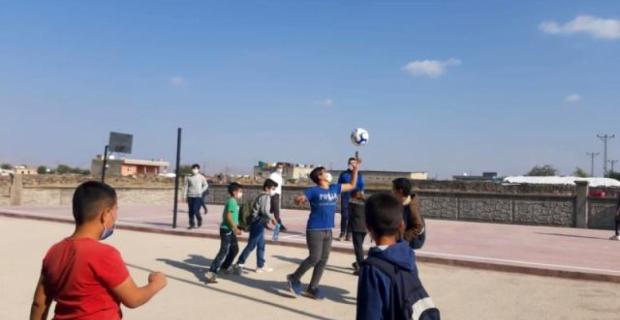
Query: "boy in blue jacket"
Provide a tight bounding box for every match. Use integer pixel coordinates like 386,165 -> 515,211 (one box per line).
357,193 -> 440,320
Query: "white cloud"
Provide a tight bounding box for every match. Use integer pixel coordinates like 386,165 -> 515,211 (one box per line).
316,98 -> 334,107
169,76 -> 187,87
402,58 -> 461,78
565,94 -> 582,103
540,15 -> 620,40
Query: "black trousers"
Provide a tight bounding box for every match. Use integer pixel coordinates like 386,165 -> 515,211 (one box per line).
210,229 -> 239,272
271,193 -> 282,225
352,232 -> 367,265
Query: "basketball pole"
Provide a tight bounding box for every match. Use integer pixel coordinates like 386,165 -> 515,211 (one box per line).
172,128 -> 182,229
101,145 -> 109,183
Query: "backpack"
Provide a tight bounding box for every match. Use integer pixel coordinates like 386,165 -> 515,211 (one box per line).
238,200 -> 254,231
363,256 -> 440,320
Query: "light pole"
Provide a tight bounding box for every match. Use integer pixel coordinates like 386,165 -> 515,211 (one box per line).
597,134 -> 615,176
587,152 -> 599,177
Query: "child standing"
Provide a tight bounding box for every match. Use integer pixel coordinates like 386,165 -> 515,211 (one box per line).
29,181 -> 167,320
349,190 -> 367,275
205,183 -> 243,283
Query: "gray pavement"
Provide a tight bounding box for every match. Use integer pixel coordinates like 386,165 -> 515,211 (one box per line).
2,217 -> 620,320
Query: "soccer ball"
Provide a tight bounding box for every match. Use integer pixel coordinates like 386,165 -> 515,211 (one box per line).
350,128 -> 369,146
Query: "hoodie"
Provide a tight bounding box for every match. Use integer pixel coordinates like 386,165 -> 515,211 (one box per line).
356,241 -> 417,320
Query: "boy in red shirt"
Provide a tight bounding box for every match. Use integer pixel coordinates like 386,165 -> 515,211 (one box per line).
29,181 -> 167,320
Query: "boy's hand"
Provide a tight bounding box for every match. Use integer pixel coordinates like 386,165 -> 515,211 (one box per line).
148,272 -> 167,290
235,228 -> 242,236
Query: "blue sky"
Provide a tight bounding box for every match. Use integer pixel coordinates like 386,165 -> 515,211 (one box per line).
1,1 -> 619,178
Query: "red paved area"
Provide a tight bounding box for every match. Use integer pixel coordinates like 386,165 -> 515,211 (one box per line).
1,203 -> 619,282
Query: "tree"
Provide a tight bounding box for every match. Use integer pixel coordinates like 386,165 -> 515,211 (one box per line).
179,165 -> 194,176
526,165 -> 558,176
573,167 -> 589,178
1,163 -> 13,170
606,171 -> 620,181
56,164 -> 72,174
37,166 -> 48,174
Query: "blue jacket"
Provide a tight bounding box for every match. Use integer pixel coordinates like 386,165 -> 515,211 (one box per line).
338,170 -> 365,203
357,241 -> 424,320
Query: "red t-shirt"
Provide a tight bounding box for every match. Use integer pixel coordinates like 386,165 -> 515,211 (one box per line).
42,238 -> 130,320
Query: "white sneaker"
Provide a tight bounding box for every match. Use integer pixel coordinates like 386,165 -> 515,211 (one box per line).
256,266 -> 274,273
205,271 -> 218,283
233,264 -> 244,275
610,235 -> 620,241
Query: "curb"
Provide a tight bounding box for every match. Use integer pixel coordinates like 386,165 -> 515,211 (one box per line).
1,211 -> 619,284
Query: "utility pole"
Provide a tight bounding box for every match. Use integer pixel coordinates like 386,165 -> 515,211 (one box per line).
587,152 -> 599,177
609,159 -> 618,173
597,134 -> 615,176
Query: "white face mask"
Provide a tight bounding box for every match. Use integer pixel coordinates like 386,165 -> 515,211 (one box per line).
237,192 -> 244,199
269,189 -> 277,196
277,168 -> 284,174
324,172 -> 333,183
192,168 -> 199,174
348,164 -> 354,171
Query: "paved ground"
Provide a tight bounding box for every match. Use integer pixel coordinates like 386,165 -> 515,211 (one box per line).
1,203 -> 620,282
2,217 -> 619,320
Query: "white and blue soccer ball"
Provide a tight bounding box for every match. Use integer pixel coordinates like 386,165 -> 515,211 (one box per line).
350,128 -> 369,146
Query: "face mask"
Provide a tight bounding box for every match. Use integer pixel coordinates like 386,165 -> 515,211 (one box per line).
348,164 -> 354,171
269,190 -> 277,196
324,173 -> 333,183
277,168 -> 283,174
100,223 -> 115,240
192,168 -> 199,174
237,192 -> 244,199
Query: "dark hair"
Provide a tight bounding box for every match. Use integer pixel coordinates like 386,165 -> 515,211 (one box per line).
227,182 -> 243,196
263,178 -> 279,190
192,164 -> 200,169
276,162 -> 284,167
392,178 -> 412,196
309,167 -> 325,184
365,193 -> 403,237
72,181 -> 117,225
348,157 -> 356,164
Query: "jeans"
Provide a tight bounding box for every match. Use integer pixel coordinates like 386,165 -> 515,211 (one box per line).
291,230 -> 332,290
352,232 -> 367,265
210,229 -> 239,273
340,198 -> 350,236
187,197 -> 203,227
237,221 -> 266,268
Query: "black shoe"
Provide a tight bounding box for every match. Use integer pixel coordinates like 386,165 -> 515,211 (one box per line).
197,220 -> 202,228
345,234 -> 352,242
187,226 -> 195,230
280,225 -> 288,232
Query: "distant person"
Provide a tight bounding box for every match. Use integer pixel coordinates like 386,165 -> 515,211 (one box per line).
233,179 -> 279,274
349,190 -> 367,276
357,193 -> 439,320
184,164 -> 208,229
269,162 -> 287,231
205,183 -> 243,283
610,193 -> 620,241
338,157 -> 365,241
287,160 -> 359,300
29,181 -> 167,320
200,174 -> 210,215
392,178 -> 425,249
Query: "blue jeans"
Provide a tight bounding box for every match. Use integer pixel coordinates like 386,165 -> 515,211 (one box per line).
237,221 -> 266,268
187,197 -> 202,227
210,229 -> 239,273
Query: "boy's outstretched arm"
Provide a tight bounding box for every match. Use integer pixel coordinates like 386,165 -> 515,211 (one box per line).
29,274 -> 51,320
112,272 -> 167,309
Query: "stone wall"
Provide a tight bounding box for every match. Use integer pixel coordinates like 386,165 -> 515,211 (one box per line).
589,198 -> 619,229
0,177 -> 10,206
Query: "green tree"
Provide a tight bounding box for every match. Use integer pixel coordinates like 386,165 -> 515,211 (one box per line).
1,163 -> 13,170
37,166 -> 48,174
573,167 -> 589,178
179,165 -> 194,176
55,164 -> 72,174
526,165 -> 558,176
606,171 -> 620,181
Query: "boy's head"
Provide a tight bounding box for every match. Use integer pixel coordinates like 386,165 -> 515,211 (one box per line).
275,163 -> 284,174
263,178 -> 279,194
365,193 -> 404,241
72,181 -> 118,230
191,164 -> 200,174
227,182 -> 243,199
309,166 -> 333,185
392,178 -> 412,202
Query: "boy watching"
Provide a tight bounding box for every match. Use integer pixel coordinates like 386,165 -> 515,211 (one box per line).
205,182 -> 243,283
392,178 -> 425,249
234,179 -> 279,274
29,181 -> 167,320
349,190 -> 367,275
287,159 -> 359,299
357,193 -> 439,320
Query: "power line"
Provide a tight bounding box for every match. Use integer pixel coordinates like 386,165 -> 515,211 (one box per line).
597,134 -> 615,176
587,152 -> 599,177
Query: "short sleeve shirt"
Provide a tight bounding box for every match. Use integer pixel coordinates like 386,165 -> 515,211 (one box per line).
220,198 -> 240,231
305,184 -> 342,230
42,238 -> 130,320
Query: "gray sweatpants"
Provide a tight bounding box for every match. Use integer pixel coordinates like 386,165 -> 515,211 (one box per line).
290,230 -> 333,290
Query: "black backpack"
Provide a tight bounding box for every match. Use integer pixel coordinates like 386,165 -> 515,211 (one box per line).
363,257 -> 440,320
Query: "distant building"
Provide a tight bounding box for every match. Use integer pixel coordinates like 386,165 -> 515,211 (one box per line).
91,155 -> 170,177
453,172 -> 499,182
331,170 -> 429,185
253,161 -> 317,182
14,165 -> 38,175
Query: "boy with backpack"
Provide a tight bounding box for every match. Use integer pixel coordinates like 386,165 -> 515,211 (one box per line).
233,179 -> 279,274
357,193 -> 440,320
392,178 -> 425,249
205,183 -> 243,283
29,181 -> 167,320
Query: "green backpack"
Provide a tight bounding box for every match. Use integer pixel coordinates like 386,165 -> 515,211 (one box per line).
238,199 -> 255,231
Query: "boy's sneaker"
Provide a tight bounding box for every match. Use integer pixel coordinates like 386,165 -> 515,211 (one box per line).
305,287 -> 325,300
256,266 -> 274,273
287,274 -> 302,297
337,233 -> 345,241
610,235 -> 620,241
221,266 -> 234,274
352,262 -> 360,275
233,264 -> 244,275
204,271 -> 218,283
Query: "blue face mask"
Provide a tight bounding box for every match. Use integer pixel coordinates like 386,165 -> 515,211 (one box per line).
100,224 -> 115,240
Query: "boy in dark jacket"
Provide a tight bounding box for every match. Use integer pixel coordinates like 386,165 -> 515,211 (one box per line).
357,193 -> 439,320
349,190 -> 367,275
392,178 -> 425,249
